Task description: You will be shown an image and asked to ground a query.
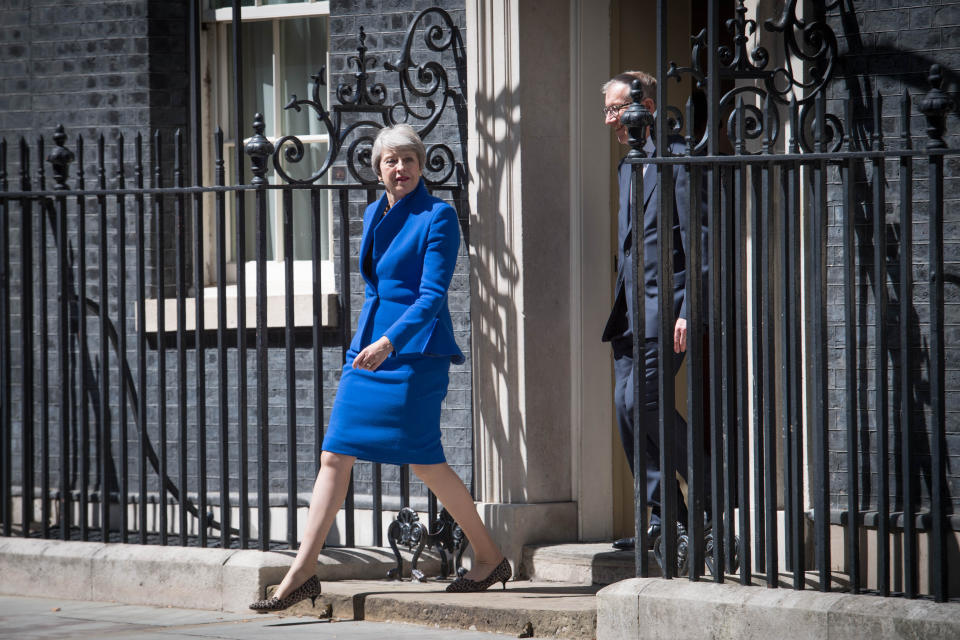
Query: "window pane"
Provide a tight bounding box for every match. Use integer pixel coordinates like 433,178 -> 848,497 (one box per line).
281,17 -> 329,137
213,0 -> 255,8
282,143 -> 330,260
244,189 -> 277,262
226,20 -> 275,139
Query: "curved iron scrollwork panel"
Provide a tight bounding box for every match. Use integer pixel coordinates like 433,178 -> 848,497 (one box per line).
665,0 -> 841,154
387,506 -> 468,582
258,8 -> 463,186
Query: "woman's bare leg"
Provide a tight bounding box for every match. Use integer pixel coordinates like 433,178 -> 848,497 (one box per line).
272,451 -> 355,599
410,462 -> 504,581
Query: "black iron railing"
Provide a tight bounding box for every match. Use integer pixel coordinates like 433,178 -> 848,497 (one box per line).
0,5 -> 468,572
631,0 -> 957,604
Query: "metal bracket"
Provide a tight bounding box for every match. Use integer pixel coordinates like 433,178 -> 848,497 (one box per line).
386,506 -> 469,582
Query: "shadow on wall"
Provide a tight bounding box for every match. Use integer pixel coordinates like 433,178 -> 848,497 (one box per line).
827,0 -> 957,546
468,82 -> 526,506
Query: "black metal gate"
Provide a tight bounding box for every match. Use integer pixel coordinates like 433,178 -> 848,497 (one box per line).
0,5 -> 468,562
630,0 -> 957,603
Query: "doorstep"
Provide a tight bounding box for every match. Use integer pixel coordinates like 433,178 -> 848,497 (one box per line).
521,543 -> 660,586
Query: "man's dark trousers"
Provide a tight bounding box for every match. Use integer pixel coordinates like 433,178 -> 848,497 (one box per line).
612,335 -> 688,528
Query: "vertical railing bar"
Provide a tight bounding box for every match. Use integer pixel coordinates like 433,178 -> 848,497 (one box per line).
842,100 -> 860,594
0,137 -> 10,539
705,0 -> 723,581
214,128 -> 230,549
236,184 -> 249,552
684,97 -> 705,581
871,90 -> 890,597
898,91 -> 916,599
708,159 -> 724,582
19,139 -> 35,539
77,136 -> 90,542
54,139 -> 73,541
790,153 -> 804,589
116,135 -> 129,543
231,0 -> 250,551
734,99 -> 751,585
761,96 -> 778,587
786,97 -> 804,589
97,134 -> 110,542
174,131 -> 189,547
721,162 -> 737,576
194,184 -> 208,549
135,133 -> 148,545
812,91 -> 831,591
337,188 -> 354,547
630,155 -> 649,577
310,187 -> 324,478
38,136 -> 51,540
190,37 -> 209,547
400,465 -> 410,509
779,131 -> 794,585
283,187 -> 297,550
428,491 -> 438,533
927,143 -> 947,604
254,181 -> 269,551
655,0 -> 678,579
154,131 -> 168,546
750,116 -> 766,578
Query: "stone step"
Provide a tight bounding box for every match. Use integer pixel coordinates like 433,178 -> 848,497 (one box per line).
266,578 -> 600,640
521,543 -> 662,586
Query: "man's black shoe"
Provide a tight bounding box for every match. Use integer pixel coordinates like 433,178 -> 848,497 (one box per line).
612,536 -> 635,550
613,524 -> 662,551
646,523 -> 661,549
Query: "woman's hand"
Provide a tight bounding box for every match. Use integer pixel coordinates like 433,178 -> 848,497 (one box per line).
352,336 -> 394,371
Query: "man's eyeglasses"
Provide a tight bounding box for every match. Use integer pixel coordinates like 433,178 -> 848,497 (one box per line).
602,103 -> 631,117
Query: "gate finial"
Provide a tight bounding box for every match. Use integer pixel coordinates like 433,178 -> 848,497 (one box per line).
245,113 -> 275,185
920,64 -> 953,150
622,79 -> 653,159
47,124 -> 75,191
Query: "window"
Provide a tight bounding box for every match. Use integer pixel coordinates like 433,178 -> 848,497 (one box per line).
203,1 -> 332,301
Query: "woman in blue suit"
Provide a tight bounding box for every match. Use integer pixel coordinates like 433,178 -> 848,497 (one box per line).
250,125 -> 509,611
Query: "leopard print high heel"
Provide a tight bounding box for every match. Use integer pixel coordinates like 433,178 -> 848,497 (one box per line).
445,558 -> 511,593
249,574 -> 322,612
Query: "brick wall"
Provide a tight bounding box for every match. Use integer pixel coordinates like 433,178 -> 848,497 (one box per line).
0,0 -> 190,523
824,0 -> 960,513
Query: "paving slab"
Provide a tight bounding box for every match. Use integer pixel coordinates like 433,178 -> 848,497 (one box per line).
0,595 -> 513,639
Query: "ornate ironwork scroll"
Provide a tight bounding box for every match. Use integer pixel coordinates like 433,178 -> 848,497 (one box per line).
386,506 -> 469,582
665,0 -> 841,153
259,7 -> 463,186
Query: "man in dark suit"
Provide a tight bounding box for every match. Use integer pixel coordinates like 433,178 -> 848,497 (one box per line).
601,71 -> 705,551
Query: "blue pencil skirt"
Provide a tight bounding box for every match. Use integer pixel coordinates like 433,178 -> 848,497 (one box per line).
321,353 -> 450,465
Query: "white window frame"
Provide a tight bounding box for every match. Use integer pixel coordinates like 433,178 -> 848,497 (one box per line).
143,0 -> 337,333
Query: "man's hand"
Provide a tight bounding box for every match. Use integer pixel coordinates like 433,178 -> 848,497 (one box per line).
352,336 -> 394,371
673,318 -> 687,354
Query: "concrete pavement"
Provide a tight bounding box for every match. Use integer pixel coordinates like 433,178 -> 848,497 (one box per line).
0,595 -> 513,639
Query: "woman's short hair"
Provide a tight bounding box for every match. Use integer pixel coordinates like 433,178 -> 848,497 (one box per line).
371,124 -> 427,177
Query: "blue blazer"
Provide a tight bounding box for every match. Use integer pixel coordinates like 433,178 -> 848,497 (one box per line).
602,137 -> 708,342
350,178 -> 465,364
